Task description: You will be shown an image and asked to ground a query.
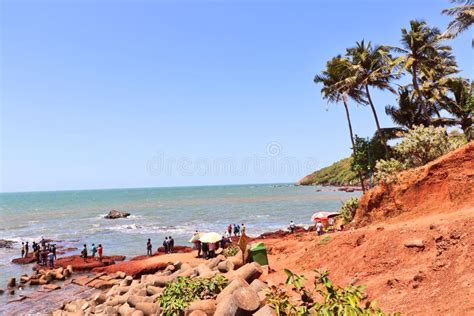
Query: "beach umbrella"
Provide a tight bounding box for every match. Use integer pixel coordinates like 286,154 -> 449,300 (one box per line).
311,211 -> 339,222
189,232 -> 204,243
199,232 -> 222,243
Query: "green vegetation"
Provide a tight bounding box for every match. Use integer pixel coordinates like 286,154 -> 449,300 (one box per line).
222,245 -> 239,257
339,197 -> 360,224
375,125 -> 466,182
158,275 -> 228,316
267,269 -> 398,316
311,2 -> 473,187
299,157 -> 359,186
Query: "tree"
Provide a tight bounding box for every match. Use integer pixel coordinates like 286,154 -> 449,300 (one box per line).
435,77 -> 474,140
314,57 -> 367,191
381,87 -> 436,139
351,135 -> 387,185
393,20 -> 458,119
442,0 -> 474,44
345,40 -> 396,156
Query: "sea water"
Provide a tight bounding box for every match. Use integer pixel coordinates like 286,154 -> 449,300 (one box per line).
0,184 -> 359,286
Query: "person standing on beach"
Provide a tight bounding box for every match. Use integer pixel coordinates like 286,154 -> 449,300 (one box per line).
208,242 -> 215,258
316,221 -> 324,236
163,237 -> 169,254
227,224 -> 232,236
25,241 -> 29,257
169,236 -> 174,253
241,224 -> 246,235
201,242 -> 209,259
233,224 -> 239,237
289,220 -> 296,233
47,250 -> 54,268
97,244 -> 103,262
52,244 -> 57,259
147,239 -> 152,256
81,244 -> 88,261
21,242 -> 25,258
196,240 -> 202,258
91,243 -> 97,258
40,237 -> 46,249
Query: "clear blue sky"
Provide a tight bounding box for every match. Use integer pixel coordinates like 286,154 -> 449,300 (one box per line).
1,0 -> 472,192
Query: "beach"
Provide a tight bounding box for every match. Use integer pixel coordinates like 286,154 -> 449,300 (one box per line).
0,184 -> 359,287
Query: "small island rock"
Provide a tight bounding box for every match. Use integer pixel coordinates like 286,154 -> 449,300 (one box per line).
104,210 -> 130,219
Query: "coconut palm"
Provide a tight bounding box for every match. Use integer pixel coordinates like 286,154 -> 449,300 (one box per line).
344,40 -> 396,156
314,57 -> 367,191
382,87 -> 436,139
435,77 -> 474,140
393,20 -> 458,117
442,0 -> 474,44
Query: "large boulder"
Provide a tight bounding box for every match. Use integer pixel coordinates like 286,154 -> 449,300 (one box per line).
0,239 -> 16,248
104,210 -> 131,219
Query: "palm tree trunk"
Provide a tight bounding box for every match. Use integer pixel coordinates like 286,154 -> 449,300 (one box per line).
365,85 -> 389,157
343,98 -> 366,192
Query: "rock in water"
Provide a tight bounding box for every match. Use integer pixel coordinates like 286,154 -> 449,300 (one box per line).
104,210 -> 131,219
0,239 -> 16,248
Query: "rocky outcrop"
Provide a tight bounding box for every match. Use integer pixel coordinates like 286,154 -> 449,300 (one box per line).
33,255 -> 126,272
0,239 -> 16,248
104,210 -> 130,219
354,142 -> 474,227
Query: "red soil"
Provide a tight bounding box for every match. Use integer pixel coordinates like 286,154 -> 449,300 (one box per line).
34,255 -> 126,271
257,143 -> 474,315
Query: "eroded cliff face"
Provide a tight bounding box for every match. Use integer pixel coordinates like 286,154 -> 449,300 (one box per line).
354,142 -> 474,227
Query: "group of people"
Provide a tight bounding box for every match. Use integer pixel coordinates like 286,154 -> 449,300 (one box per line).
226,223 -> 246,237
21,237 -> 57,268
145,236 -> 175,256
81,243 -> 103,261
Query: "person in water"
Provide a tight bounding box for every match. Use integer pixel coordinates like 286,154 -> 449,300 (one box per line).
147,238 -> 152,256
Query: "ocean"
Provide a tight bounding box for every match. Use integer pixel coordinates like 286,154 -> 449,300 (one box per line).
0,184 -> 359,287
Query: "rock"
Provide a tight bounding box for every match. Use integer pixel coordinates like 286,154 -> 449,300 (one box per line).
131,311 -> 145,316
117,271 -> 127,279
43,284 -> 61,291
7,277 -> 16,288
135,302 -> 159,315
0,239 -> 16,248
253,305 -> 276,316
404,239 -> 425,249
186,300 -> 217,315
0,289 -> 4,295
121,275 -> 134,286
189,311 -> 207,316
215,294 -> 238,316
146,285 -> 163,296
20,275 -> 30,284
218,260 -> 235,273
67,265 -> 74,274
250,279 -> 268,292
127,295 -> 145,307
92,292 -> 107,305
233,286 -> 260,312
105,210 -> 131,219
8,289 -> 15,295
233,262 -> 263,283
118,303 -> 136,316
216,277 -> 249,303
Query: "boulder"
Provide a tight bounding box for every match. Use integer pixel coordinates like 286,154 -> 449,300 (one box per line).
233,286 -> 261,313
404,239 -> 425,249
105,210 -> 131,219
253,305 -> 276,316
233,262 -> 263,283
218,260 -> 235,273
0,239 -> 15,248
216,277 -> 249,303
7,277 -> 16,288
250,279 -> 268,292
186,300 -> 217,315
135,302 -> 159,315
118,302 -> 136,316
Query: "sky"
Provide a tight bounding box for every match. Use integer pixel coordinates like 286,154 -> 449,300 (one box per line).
1,0 -> 472,193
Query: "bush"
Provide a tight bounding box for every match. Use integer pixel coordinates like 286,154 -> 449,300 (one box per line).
395,125 -> 452,168
339,197 -> 359,223
223,245 -> 239,258
374,158 -> 407,183
158,275 -> 228,316
374,125 -> 458,182
266,269 -> 398,316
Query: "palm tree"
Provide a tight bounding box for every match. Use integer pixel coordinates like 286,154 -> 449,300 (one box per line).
344,40 -> 396,156
442,0 -> 474,44
435,77 -> 474,140
314,57 -> 367,191
393,20 -> 458,118
382,87 -> 436,139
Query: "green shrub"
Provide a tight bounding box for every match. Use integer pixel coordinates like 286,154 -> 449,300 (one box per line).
374,125 -> 461,182
339,197 -> 359,223
374,158 -> 407,183
267,269 -> 398,316
158,275 -> 228,316
222,245 -> 239,258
